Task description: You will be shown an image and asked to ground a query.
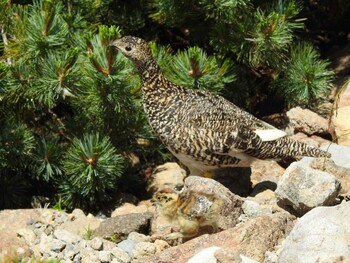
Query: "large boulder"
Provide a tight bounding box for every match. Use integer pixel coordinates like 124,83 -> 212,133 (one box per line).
275,162 -> 341,215
278,201 -> 350,263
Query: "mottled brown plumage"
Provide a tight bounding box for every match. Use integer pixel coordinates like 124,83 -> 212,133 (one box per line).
152,187 -> 222,239
110,36 -> 331,175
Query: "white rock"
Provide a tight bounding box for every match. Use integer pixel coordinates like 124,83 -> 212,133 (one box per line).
53,229 -> 81,244
187,246 -> 221,263
275,162 -> 341,215
300,144 -> 350,168
278,201 -> 350,263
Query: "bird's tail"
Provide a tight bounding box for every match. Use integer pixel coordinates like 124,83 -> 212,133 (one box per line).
245,137 -> 331,160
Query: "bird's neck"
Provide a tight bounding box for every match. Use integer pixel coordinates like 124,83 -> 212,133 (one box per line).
138,60 -> 162,86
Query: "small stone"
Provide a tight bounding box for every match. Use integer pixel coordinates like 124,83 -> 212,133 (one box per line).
26,219 -> 35,225
34,222 -> 43,228
89,237 -> 103,251
73,253 -> 82,263
111,247 -> 131,263
117,239 -> 137,256
54,229 -> 81,244
132,241 -> 156,260
98,251 -> 113,263
72,209 -> 86,220
127,232 -> 151,242
44,225 -> 54,235
52,239 -> 66,252
214,248 -> 242,263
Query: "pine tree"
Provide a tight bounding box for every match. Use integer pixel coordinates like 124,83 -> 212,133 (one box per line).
0,0 -> 339,211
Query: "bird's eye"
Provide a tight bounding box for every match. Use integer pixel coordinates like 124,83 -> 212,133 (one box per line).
125,46 -> 132,51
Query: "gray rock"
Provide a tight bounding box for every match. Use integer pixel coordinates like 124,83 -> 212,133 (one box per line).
51,238 -> 66,252
278,201 -> 350,263
241,200 -> 272,218
38,233 -> 55,255
132,241 -> 157,260
98,250 -> 113,263
88,237 -> 103,251
110,246 -> 132,263
275,162 -> 341,215
117,239 -> 138,256
93,212 -> 153,242
54,229 -> 81,244
300,143 -> 350,169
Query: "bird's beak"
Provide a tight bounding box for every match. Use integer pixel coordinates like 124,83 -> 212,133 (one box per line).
109,39 -> 122,49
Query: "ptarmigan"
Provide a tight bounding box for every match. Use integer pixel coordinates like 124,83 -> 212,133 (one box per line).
110,36 -> 330,175
152,187 -> 223,239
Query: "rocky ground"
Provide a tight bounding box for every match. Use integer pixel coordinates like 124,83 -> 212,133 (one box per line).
1,53 -> 350,263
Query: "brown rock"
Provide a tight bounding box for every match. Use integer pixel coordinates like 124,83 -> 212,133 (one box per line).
153,212 -> 293,263
147,162 -> 187,194
0,209 -> 56,255
291,132 -> 332,148
287,107 -> 330,135
334,106 -> 350,146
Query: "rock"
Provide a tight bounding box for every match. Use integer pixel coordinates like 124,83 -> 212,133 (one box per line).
310,158 -> 350,194
0,209 -> 50,254
57,210 -> 102,237
88,237 -> 103,251
278,201 -> 350,263
93,212 -> 153,242
98,250 -> 113,263
286,107 -> 330,135
117,238 -> 138,256
239,200 -> 272,221
111,203 -> 150,218
16,228 -> 36,245
110,246 -> 131,263
250,160 -> 285,186
322,144 -> 350,168
146,162 -> 187,194
132,241 -> 157,260
333,81 -> 350,146
71,209 -> 86,220
214,248 -> 241,263
53,229 -> 81,244
184,176 -> 244,230
154,212 -> 293,262
187,246 -> 221,263
291,132 -> 331,148
298,144 -> 350,170
275,162 -> 341,215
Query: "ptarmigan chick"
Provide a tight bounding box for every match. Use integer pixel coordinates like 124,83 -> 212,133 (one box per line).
152,187 -> 223,240
110,36 -> 331,176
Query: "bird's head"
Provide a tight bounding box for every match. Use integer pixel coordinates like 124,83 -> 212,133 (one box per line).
109,36 -> 154,70
151,188 -> 179,208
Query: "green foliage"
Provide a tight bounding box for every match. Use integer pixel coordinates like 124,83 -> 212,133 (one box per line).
275,42 -> 334,106
30,137 -> 63,181
60,133 -> 123,210
164,46 -> 236,92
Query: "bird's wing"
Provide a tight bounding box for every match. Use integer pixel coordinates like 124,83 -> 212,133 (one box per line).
184,90 -> 287,153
